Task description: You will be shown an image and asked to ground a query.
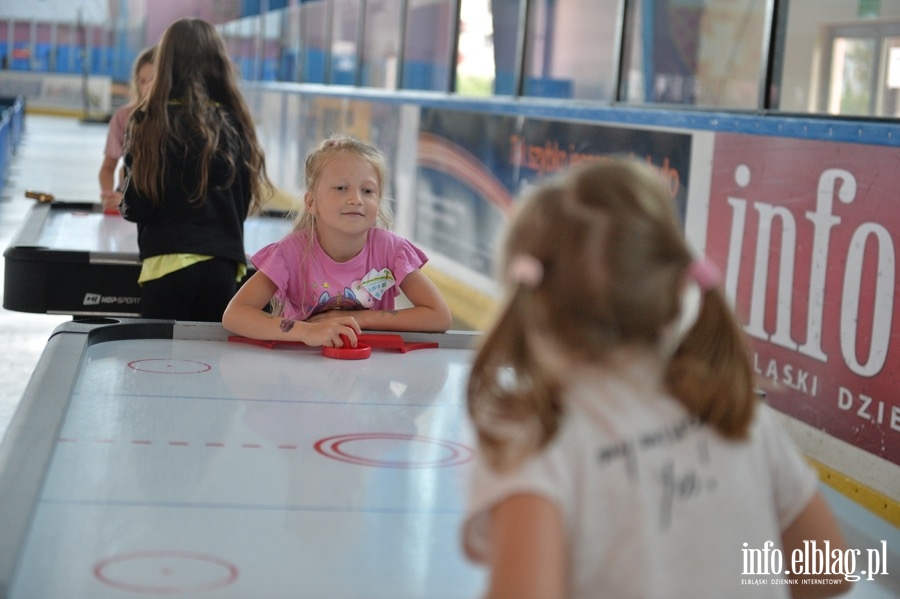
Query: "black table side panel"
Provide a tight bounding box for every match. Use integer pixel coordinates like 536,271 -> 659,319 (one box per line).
3,202 -> 290,316
3,246 -> 142,314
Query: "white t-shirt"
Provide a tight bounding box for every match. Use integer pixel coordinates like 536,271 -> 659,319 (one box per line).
463,363 -> 819,598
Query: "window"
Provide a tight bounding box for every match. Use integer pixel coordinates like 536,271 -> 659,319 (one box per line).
300,0 -> 327,83
361,0 -> 403,89
621,0 -> 766,108
261,11 -> 283,81
524,0 -> 622,101
779,1 -> 900,117
329,0 -> 362,85
456,0 -> 498,96
402,0 -> 457,91
279,5 -> 301,81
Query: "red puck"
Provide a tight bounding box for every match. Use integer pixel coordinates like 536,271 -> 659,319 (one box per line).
322,342 -> 371,360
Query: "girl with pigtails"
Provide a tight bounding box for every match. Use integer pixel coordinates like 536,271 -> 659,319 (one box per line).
463,158 -> 850,599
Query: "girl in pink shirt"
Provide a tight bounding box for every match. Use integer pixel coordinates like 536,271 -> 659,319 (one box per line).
98,45 -> 154,212
223,135 -> 451,348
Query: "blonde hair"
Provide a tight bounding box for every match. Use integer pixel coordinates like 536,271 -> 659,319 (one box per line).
269,135 -> 393,317
467,158 -> 756,470
129,45 -> 155,102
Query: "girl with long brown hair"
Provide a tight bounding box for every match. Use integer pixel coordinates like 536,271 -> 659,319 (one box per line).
121,18 -> 271,321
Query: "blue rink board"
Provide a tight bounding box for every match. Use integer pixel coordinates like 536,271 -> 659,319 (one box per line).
0,321 -> 486,599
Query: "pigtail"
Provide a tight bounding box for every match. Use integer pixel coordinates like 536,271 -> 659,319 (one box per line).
665,287 -> 756,439
468,285 -> 564,472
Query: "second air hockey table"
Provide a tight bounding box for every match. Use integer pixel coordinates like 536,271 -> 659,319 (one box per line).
2,200 -> 293,317
0,319 -> 485,599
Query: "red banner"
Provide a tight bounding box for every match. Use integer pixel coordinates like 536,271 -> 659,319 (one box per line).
706,133 -> 899,465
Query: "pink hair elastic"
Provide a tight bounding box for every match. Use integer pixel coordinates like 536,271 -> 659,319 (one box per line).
508,254 -> 544,288
688,257 -> 721,291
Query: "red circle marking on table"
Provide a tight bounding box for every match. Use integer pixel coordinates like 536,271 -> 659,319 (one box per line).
93,550 -> 238,594
314,433 -> 474,468
127,358 -> 212,374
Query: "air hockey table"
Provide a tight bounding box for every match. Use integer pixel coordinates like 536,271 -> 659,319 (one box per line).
3,201 -> 293,317
0,319 -> 485,598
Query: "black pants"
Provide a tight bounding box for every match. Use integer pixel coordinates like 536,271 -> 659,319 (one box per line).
140,257 -> 238,322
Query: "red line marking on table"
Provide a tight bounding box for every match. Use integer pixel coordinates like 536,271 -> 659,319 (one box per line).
57,438 -> 474,462
59,438 -> 295,449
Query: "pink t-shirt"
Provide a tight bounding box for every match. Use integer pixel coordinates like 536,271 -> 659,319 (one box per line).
251,228 -> 428,321
104,104 -> 133,159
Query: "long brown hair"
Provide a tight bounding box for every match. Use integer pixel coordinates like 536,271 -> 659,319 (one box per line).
467,159 -> 756,470
126,18 -> 270,210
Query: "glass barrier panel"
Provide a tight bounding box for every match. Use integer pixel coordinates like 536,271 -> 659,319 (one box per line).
330,0 -> 362,85
262,10 -> 283,81
456,0 -> 497,96
361,0 -> 402,89
301,0 -> 328,83
621,0 -> 766,108
780,1 -> 900,117
279,5 -> 301,82
489,0 -> 522,95
523,0 -> 622,101
402,0 -> 456,91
